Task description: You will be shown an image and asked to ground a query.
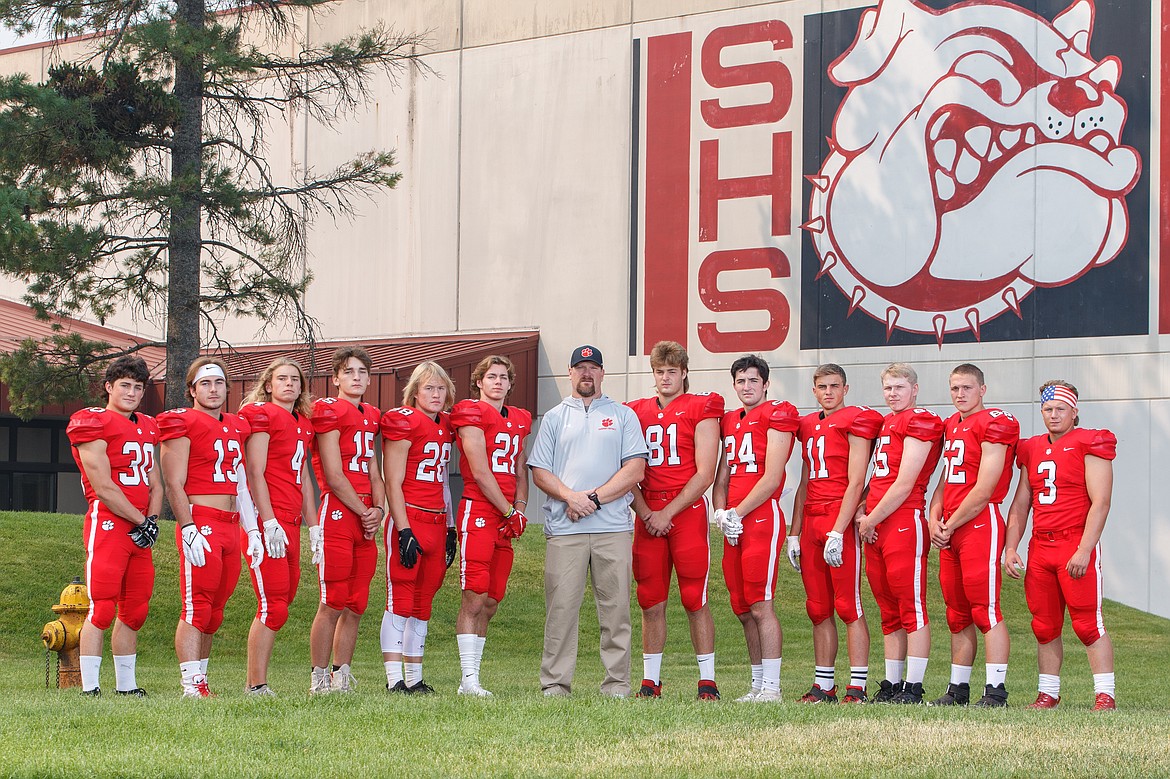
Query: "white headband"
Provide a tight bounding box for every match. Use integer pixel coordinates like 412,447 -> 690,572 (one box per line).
193,363 -> 226,383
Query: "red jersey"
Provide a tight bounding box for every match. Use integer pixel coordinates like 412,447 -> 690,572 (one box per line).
238,402 -> 314,515
451,399 -> 532,504
627,392 -> 725,493
380,407 -> 453,508
311,397 -> 382,494
865,408 -> 944,513
797,405 -> 883,504
1016,427 -> 1117,534
157,407 -> 250,496
940,408 -> 1020,515
67,407 -> 160,512
721,400 -> 800,506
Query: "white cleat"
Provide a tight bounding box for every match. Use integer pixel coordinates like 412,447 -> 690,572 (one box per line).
458,681 -> 494,697
331,669 -> 357,693
309,668 -> 332,695
735,687 -> 763,702
244,684 -> 277,697
754,688 -> 783,703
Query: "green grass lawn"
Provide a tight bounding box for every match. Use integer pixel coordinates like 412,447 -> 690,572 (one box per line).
2,510 -> 1168,777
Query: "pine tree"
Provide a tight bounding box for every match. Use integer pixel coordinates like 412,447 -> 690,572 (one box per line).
0,0 -> 424,417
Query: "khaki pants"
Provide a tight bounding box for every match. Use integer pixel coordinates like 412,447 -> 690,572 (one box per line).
541,531 -> 632,696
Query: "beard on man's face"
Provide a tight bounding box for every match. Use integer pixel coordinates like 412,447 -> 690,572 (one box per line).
574,377 -> 596,397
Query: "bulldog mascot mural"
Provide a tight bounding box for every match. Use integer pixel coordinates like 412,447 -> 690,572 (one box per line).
806,0 -> 1141,341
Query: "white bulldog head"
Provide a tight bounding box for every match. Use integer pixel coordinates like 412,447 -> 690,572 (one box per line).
805,0 -> 1141,340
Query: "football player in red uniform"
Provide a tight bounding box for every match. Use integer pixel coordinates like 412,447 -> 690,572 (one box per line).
238,358 -> 316,694
67,356 -> 162,697
856,363 -> 943,704
792,364 -> 882,704
626,341 -> 723,700
380,361 -> 456,694
309,347 -> 385,693
451,355 -> 532,697
928,363 -> 1019,707
712,354 -> 799,702
1005,381 -> 1117,711
158,357 -> 260,697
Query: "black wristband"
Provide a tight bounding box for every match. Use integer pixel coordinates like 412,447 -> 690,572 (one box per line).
588,492 -> 602,510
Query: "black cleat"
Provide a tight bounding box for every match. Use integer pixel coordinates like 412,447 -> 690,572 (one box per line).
115,688 -> 147,698
871,679 -> 903,704
636,679 -> 662,698
841,686 -> 868,704
929,682 -> 970,706
80,687 -> 101,697
973,683 -> 1009,708
386,680 -> 409,694
892,681 -> 925,704
406,680 -> 436,695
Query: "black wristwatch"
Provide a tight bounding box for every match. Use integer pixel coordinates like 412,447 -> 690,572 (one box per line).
587,492 -> 602,510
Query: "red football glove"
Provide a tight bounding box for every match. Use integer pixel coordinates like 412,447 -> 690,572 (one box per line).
500,506 -> 528,539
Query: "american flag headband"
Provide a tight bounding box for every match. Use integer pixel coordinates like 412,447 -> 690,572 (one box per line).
1040,385 -> 1077,410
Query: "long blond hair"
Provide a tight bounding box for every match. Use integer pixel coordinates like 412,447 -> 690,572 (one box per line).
243,358 -> 312,417
402,361 -> 455,412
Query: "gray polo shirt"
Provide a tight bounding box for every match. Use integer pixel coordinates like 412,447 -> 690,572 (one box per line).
528,393 -> 648,536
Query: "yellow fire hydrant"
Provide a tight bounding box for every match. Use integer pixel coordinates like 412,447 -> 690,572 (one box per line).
41,577 -> 90,688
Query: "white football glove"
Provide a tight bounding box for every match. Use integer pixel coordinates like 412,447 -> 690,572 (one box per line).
786,535 -> 801,572
263,518 -> 288,559
823,531 -> 844,568
310,525 -> 324,566
245,529 -> 265,570
181,523 -> 211,568
718,508 -> 743,546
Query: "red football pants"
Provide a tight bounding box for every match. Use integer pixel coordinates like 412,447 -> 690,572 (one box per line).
245,511 -> 302,631
83,502 -> 154,631
316,492 -> 378,614
458,499 -> 515,604
865,507 -> 929,635
939,504 -> 1005,634
386,508 -> 449,620
799,499 -> 863,624
722,498 -> 783,616
178,505 -> 242,634
633,493 -> 711,612
1026,530 -> 1106,646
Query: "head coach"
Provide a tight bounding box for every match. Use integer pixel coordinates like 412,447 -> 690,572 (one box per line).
529,345 -> 648,697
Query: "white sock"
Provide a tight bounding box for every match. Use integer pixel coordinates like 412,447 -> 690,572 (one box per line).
80,655 -> 102,691
814,665 -> 835,691
404,618 -> 428,657
380,611 -> 406,655
384,660 -> 403,686
885,658 -> 905,684
906,656 -> 929,685
457,633 -> 478,685
404,662 -> 423,686
950,663 -> 973,686
642,653 -> 663,685
113,654 -> 137,692
986,663 -> 1008,687
179,660 -> 202,687
1093,672 -> 1115,697
696,652 -> 715,681
849,666 -> 868,689
1038,673 -> 1061,697
199,657 -> 209,676
750,663 -> 764,690
761,658 -> 781,692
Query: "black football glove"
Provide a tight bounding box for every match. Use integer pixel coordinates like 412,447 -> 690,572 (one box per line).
445,528 -> 458,568
128,515 -> 160,549
398,527 -> 422,569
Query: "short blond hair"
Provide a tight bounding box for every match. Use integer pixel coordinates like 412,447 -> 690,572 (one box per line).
881,362 -> 918,384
